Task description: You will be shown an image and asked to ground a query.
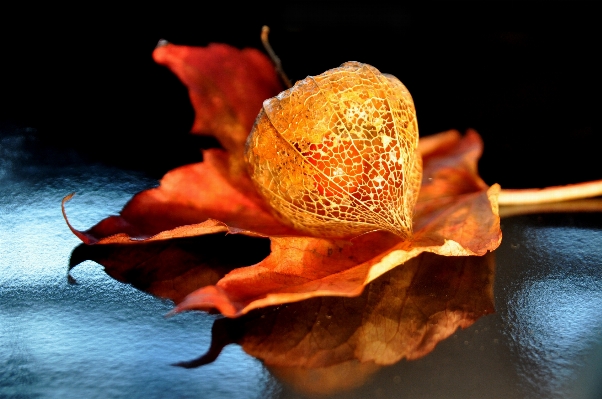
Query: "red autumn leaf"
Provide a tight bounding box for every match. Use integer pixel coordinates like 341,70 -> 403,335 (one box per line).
152,42 -> 283,173
63,43 -> 501,317
63,149 -> 297,244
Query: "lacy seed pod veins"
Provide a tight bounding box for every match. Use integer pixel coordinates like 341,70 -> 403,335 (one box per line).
245,62 -> 422,239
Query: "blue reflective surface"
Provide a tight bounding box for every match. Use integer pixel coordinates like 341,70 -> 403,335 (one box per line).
496,219 -> 602,399
2,125 -> 602,398
0,127 -> 277,399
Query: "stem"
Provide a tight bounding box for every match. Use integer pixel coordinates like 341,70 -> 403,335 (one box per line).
261,25 -> 293,89
498,179 -> 602,205
499,198 -> 602,218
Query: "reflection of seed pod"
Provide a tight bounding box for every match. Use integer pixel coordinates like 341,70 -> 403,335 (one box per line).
245,62 -> 422,239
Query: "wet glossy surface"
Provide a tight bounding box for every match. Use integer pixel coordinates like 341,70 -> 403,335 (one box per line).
2,125 -> 602,398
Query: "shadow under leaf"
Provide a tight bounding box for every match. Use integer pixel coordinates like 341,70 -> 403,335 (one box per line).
69,234 -> 271,304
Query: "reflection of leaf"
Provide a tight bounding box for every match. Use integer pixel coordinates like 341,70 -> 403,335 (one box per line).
63,42 -> 501,316
237,253 -> 495,366
175,253 -> 495,395
267,361 -> 381,397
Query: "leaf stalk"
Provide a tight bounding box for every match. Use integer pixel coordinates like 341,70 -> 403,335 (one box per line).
499,179 -> 602,206
261,25 -> 293,89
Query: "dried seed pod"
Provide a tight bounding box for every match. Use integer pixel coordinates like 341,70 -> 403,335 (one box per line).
245,62 -> 421,239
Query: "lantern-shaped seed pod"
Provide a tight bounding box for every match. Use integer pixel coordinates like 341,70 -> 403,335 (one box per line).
245,61 -> 421,239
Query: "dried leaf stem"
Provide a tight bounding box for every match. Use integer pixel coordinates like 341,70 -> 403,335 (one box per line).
498,179 -> 602,206
499,198 -> 602,218
261,25 -> 292,89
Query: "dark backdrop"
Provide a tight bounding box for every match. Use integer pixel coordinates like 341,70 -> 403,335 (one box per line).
1,2 -> 600,188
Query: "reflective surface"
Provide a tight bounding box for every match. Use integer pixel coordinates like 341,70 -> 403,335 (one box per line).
2,125 -> 602,398
0,127 -> 276,399
496,216 -> 602,399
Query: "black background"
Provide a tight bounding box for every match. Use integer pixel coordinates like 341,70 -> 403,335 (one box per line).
1,2 -> 600,188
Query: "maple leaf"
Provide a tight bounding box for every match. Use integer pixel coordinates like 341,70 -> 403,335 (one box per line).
63,42 -> 501,317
